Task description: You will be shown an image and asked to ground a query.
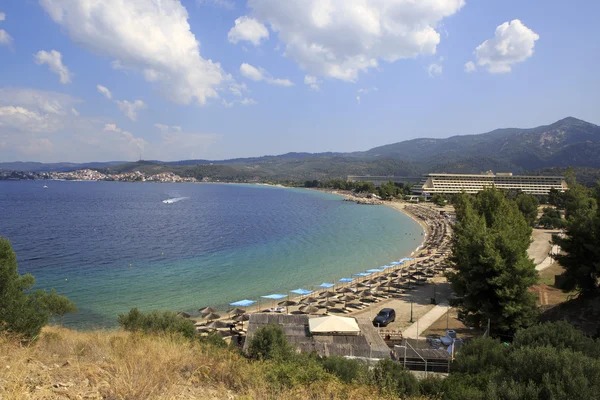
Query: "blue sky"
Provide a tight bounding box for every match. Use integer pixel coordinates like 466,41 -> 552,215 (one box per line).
0,0 -> 598,162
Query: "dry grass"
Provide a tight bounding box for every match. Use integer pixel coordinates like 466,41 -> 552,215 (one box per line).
0,327 -> 398,400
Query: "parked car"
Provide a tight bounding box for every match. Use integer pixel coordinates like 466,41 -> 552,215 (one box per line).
373,308 -> 396,327
440,329 -> 457,346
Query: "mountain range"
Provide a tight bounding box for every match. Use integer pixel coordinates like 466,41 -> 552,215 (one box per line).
2,117 -> 599,184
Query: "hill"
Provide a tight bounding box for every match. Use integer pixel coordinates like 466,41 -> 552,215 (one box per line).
2,117 -> 600,183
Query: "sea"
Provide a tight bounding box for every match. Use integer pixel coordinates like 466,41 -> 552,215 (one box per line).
0,180 -> 423,328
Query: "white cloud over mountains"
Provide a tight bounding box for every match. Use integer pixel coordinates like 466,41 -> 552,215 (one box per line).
0,88 -> 220,162
97,84 -> 145,121
242,0 -> 465,81
33,50 -> 73,84
470,19 -> 539,74
228,16 -> 269,45
240,63 -> 293,86
40,0 -> 231,105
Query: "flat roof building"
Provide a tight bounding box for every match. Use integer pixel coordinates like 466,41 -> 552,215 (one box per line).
413,172 -> 567,195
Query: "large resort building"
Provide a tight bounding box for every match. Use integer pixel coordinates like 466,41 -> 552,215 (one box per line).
347,172 -> 567,196
413,172 -> 568,195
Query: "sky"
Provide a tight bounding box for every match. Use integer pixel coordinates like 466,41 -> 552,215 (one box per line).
0,0 -> 599,163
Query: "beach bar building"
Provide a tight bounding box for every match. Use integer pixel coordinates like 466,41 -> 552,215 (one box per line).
243,314 -> 391,359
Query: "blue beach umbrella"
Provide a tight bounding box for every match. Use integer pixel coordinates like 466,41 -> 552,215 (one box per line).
339,278 -> 354,283
353,272 -> 371,277
366,268 -> 382,273
260,294 -> 288,310
230,299 -> 256,307
391,261 -> 403,265
319,283 -> 335,288
290,288 -> 313,296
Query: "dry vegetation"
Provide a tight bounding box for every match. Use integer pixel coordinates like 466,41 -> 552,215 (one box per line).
0,327 -> 398,400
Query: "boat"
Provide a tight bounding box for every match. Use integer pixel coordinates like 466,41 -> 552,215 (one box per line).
43,185 -> 48,189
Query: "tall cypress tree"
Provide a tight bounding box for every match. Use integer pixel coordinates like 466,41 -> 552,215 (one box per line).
448,188 -> 538,335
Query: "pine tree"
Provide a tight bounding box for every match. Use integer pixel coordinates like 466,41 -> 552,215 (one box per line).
448,188 -> 538,334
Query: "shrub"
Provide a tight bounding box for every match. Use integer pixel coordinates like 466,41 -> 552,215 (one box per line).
370,358 -> 420,397
263,353 -> 331,390
513,321 -> 600,358
419,375 -> 446,397
247,324 -> 293,361
117,308 -> 195,339
320,356 -> 369,384
0,237 -> 49,340
451,336 -> 508,374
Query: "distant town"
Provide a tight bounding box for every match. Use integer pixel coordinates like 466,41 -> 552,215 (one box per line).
0,169 -> 197,183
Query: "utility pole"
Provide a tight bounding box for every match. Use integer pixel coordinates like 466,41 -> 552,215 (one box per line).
446,307 -> 450,330
409,298 -> 414,323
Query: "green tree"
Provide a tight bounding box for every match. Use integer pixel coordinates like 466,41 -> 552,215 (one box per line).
370,358 -> 420,397
378,180 -> 399,199
432,193 -> 446,207
448,188 -> 538,334
43,288 -> 78,327
0,237 -> 49,340
553,184 -> 600,295
117,308 -> 195,339
515,193 -> 539,227
513,321 -> 600,358
247,324 -> 293,361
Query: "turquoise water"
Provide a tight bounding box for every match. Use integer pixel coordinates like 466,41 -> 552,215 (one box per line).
0,181 -> 423,328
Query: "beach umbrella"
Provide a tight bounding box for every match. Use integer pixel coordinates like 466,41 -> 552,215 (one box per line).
339,277 -> 354,283
412,271 -> 427,277
207,320 -> 230,330
176,311 -> 191,318
320,300 -> 338,308
194,321 -> 207,327
199,306 -> 216,315
355,282 -> 369,288
338,294 -> 356,302
233,314 -> 249,322
279,299 -> 298,315
319,282 -> 335,289
229,307 -> 246,316
300,297 -> 318,305
290,288 -> 313,296
336,287 -> 355,294
202,312 -> 221,321
260,293 -> 288,311
318,290 -> 336,298
230,299 -> 256,308
359,290 -> 374,297
366,279 -> 379,285
299,305 -> 320,314
375,276 -> 388,282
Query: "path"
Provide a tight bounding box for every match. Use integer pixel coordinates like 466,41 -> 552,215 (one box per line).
402,302 -> 450,339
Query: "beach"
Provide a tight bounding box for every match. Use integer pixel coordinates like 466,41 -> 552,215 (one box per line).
194,200 -> 455,341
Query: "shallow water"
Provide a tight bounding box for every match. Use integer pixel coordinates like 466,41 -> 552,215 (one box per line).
0,181 -> 423,328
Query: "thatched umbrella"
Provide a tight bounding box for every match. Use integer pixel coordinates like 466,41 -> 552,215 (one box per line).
278,300 -> 298,315
207,320 -> 230,330
299,305 -> 320,314
300,297 -> 318,305
229,307 -> 246,316
202,312 -> 221,321
355,282 -> 368,288
318,291 -> 336,299
336,287 -> 355,294
176,311 -> 191,318
375,276 -> 388,282
199,306 -> 216,315
366,279 -> 379,285
233,313 -> 249,322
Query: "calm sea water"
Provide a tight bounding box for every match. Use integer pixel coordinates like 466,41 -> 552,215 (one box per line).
0,181 -> 423,328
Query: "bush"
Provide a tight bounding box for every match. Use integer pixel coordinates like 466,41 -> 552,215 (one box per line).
263,353 -> 331,390
247,324 -> 293,361
452,336 -> 508,374
320,356 -> 369,384
370,358 -> 420,397
513,321 -> 600,358
0,237 -> 49,340
419,375 -> 446,397
117,308 -> 195,339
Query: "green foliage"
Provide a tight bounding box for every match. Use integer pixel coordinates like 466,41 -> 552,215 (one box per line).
513,321 -> 600,358
452,337 -> 508,374
117,308 -> 195,339
516,193 -> 539,227
538,207 -> 566,228
0,237 -> 49,340
370,358 -> 420,397
553,183 -> 600,295
432,193 -> 447,207
448,188 -> 538,334
319,356 -> 369,384
354,181 -> 376,193
247,325 -> 293,361
378,180 -> 400,199
419,375 -> 446,397
43,288 -> 78,326
197,331 -> 228,348
263,353 -> 331,390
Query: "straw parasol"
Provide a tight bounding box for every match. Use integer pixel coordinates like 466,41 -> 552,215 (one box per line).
202,312 -> 221,321
233,314 -> 249,322
300,297 -> 318,305
336,287 -> 355,294
176,311 -> 191,318
318,291 -> 336,299
229,307 -> 246,316
299,305 -> 320,314
338,294 -> 356,302
207,320 -> 230,329
278,299 -> 298,314
199,306 -> 216,315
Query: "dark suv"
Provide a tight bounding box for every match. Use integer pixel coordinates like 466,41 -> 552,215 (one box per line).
373,308 -> 396,327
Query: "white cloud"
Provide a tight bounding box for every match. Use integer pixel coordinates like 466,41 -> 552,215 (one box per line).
240,98 -> 257,105
228,16 -> 269,46
356,87 -> 378,104
115,99 -> 146,121
71,107 -> 79,116
473,19 -> 539,74
97,84 -> 145,121
240,63 -> 293,86
96,85 -> 112,100
33,50 -> 73,84
0,29 -> 12,46
464,61 -> 476,73
304,75 -> 321,91
0,12 -> 5,21
427,63 -> 443,77
247,0 -> 465,81
104,123 -> 148,158
197,0 -> 234,9
229,82 -> 248,97
221,99 -> 234,108
40,0 -> 232,105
